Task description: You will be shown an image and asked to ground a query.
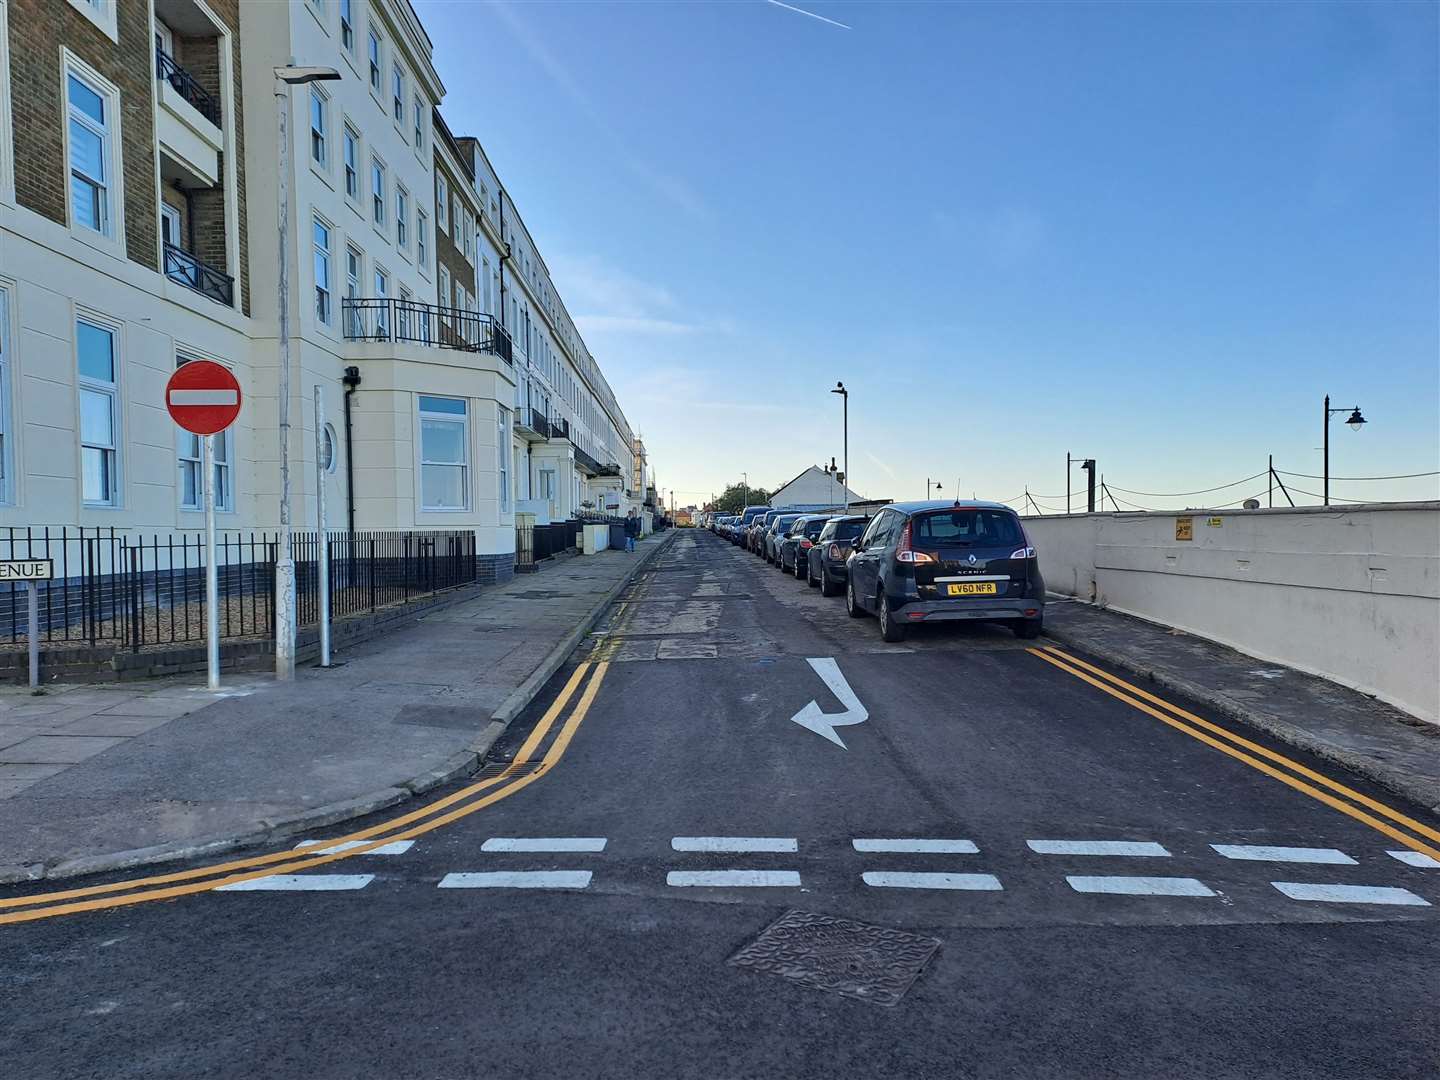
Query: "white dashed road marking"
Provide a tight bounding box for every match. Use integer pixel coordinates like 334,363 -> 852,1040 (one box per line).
1066,876 -> 1216,897
853,839 -> 979,854
666,870 -> 801,887
671,837 -> 798,853
1271,882 -> 1430,906
1211,845 -> 1356,865
438,871 -> 593,890
1387,850 -> 1440,869
218,874 -> 375,891
861,872 -> 1002,891
1027,840 -> 1171,857
295,840 -> 415,856
481,838 -> 608,853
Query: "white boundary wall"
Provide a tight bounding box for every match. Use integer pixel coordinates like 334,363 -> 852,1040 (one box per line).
1023,503 -> 1440,725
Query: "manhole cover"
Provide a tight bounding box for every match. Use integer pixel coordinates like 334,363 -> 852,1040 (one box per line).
727,909 -> 940,1007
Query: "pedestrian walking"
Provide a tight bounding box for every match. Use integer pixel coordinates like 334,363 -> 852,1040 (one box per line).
625,509 -> 640,552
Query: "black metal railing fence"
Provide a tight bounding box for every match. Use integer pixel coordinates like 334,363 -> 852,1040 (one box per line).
1,527 -> 476,651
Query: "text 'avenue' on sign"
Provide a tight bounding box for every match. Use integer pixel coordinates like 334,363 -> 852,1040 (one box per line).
0,559 -> 55,582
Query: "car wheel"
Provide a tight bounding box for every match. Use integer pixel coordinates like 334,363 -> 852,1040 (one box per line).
821,570 -> 839,597
807,561 -> 818,587
878,593 -> 907,642
1013,618 -> 1043,640
846,578 -> 865,617
795,557 -> 806,580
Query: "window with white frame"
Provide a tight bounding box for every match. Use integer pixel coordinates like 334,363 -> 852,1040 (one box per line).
417,209 -> 428,266
367,30 -> 382,93
345,244 -> 363,335
373,266 -> 389,335
438,265 -> 450,321
435,174 -> 448,232
309,87 -> 328,167
391,63 -> 405,125
418,395 -> 468,511
481,258 -> 491,311
370,156 -> 386,225
398,284 -> 413,338
497,406 -> 510,512
176,356 -> 232,511
67,0 -> 116,41
66,66 -> 115,237
396,184 -> 408,248
339,0 -> 355,53
342,123 -> 360,200
452,195 -> 462,242
0,289 -> 10,503
77,318 -> 119,505
412,95 -> 424,149
313,216 -> 333,325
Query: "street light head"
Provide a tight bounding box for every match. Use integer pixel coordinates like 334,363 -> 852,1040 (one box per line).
832,382 -> 846,395
275,65 -> 342,84
1345,408 -> 1367,431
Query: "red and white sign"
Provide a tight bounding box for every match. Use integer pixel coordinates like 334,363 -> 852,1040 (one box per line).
165,361 -> 241,435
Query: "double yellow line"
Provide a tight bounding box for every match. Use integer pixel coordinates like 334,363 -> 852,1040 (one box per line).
1030,645 -> 1440,863
0,661 -> 611,926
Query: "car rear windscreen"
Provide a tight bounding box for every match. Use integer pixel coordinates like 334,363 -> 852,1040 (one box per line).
913,509 -> 1022,548
833,521 -> 865,540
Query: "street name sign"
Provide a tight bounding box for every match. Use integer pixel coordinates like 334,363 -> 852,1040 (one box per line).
165,361 -> 242,435
0,559 -> 54,582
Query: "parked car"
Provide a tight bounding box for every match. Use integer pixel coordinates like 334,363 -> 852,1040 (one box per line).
735,506 -> 772,545
779,515 -> 833,575
750,510 -> 784,553
844,501 -> 1044,642
806,514 -> 868,595
763,514 -> 804,562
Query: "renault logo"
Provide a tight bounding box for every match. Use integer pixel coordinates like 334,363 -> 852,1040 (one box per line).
967,554 -> 977,565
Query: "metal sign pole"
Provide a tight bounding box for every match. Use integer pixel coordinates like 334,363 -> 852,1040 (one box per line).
27,581 -> 39,690
203,434 -> 220,690
314,385 -> 331,667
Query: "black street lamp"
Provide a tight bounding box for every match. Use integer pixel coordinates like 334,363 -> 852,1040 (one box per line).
831,382 -> 849,512
1323,395 -> 1367,506
1066,454 -> 1096,513
926,478 -> 943,499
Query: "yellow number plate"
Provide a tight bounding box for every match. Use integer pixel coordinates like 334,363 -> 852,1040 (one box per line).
945,582 -> 997,597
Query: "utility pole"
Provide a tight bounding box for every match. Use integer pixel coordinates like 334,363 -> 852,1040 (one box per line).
273,65 -> 340,680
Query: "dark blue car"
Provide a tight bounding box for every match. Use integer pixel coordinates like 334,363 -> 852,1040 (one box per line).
844,501 -> 1045,642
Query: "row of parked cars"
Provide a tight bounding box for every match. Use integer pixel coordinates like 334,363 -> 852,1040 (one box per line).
703,502 -> 1046,642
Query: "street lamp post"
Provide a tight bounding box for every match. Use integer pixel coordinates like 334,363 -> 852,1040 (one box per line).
831,382 -> 848,512
273,65 -> 340,680
1322,394 -> 1367,506
926,478 -> 943,499
1066,454 -> 1096,513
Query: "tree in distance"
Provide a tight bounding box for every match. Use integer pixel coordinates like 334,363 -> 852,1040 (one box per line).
712,483 -> 771,514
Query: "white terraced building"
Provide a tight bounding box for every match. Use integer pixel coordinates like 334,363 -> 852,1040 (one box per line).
0,0 -> 645,590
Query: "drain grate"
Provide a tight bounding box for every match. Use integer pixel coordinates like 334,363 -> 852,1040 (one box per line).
473,759 -> 545,781
728,909 -> 940,1007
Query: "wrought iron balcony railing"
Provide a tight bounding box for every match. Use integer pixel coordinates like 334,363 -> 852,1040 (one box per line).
155,48 -> 221,127
163,242 -> 234,306
342,298 -> 514,362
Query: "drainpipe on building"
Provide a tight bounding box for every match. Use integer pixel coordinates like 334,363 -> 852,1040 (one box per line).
342,365 -> 361,534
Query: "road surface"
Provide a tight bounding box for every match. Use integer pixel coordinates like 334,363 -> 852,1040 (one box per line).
3,529 -> 1437,1078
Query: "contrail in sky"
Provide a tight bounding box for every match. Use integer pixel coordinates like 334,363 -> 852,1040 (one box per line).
766,0 -> 853,31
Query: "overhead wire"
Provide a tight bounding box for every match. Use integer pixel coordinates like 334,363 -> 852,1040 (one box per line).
1275,469 -> 1438,481
1104,472 -> 1267,498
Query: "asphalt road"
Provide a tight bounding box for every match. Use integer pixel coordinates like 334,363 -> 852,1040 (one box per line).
4,529 -> 1438,1079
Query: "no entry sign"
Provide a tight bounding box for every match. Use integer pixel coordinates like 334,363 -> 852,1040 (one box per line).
165,361 -> 241,435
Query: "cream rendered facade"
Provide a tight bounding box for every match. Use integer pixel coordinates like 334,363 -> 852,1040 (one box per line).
0,0 -> 647,579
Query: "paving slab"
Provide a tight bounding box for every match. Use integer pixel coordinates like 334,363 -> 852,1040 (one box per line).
3,735 -> 128,764
1043,599 -> 1440,813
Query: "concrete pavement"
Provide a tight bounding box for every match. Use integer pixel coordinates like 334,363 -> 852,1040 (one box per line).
1,528 -> 1435,1078
0,532 -> 673,882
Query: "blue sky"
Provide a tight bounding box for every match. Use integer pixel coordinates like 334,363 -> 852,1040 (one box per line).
419,0 -> 1439,510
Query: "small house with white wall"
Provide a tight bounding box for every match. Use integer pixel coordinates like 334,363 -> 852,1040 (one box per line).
771,466 -> 863,511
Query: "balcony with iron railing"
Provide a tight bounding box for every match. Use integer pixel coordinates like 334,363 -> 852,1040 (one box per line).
155,48 -> 221,127
515,406 -> 551,442
342,298 -> 514,363
164,241 -> 234,306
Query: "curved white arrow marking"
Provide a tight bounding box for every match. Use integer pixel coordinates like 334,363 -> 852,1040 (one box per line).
790,657 -> 868,749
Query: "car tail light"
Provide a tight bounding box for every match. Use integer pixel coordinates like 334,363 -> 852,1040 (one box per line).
1010,546 -> 1037,559
828,543 -> 842,560
895,522 -> 935,564
799,539 -> 812,549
